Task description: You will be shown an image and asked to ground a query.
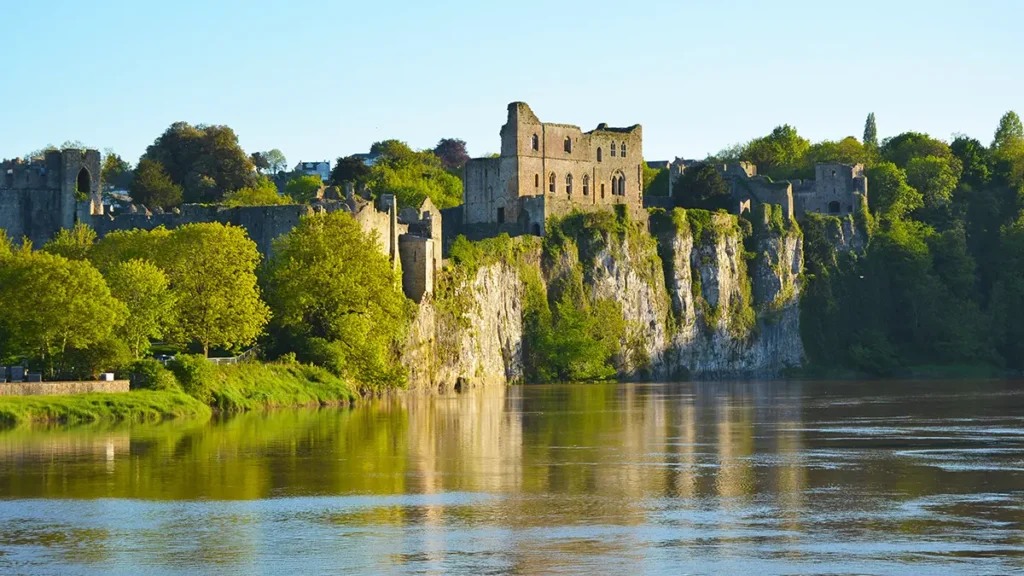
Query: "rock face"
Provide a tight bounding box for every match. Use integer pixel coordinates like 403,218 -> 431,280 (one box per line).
404,210 -> 806,390
404,262 -> 526,392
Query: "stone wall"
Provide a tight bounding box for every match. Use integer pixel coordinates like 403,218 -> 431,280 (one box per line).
462,102 -> 645,235
0,380 -> 130,396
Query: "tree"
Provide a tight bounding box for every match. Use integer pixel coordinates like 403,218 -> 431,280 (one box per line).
433,138 -> 470,172
673,163 -> 731,211
951,136 -> 991,189
905,156 -> 959,217
89,226 -> 173,274
992,111 -> 1024,151
141,122 -> 257,203
42,223 -> 96,261
101,152 -> 133,191
222,179 -> 293,206
284,174 -> 323,203
866,162 -> 923,220
328,155 -> 371,186
130,159 -> 183,209
0,230 -> 11,261
881,132 -> 956,169
250,152 -> 270,173
0,250 -> 125,377
863,113 -> 878,149
264,149 -> 287,174
105,259 -> 176,357
266,211 -> 412,389
162,223 -> 269,356
739,124 -> 811,178
805,137 -> 870,168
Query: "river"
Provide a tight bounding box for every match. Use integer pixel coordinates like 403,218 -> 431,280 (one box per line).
0,380 -> 1022,575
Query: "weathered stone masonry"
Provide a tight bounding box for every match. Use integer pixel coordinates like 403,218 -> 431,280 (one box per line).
462,102 -> 646,238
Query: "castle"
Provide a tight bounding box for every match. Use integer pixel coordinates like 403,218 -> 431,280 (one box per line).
0,150 -> 104,246
664,159 -> 868,221
1,151 -> 442,303
461,102 -> 646,236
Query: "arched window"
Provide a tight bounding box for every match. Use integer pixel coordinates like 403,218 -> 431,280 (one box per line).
549,173 -> 556,193
535,174 -> 540,188
564,137 -> 572,154
531,134 -> 539,151
828,200 -> 841,214
566,173 -> 573,196
582,174 -> 590,196
76,168 -> 91,199
610,142 -> 617,157
619,175 -> 626,196
597,147 -> 603,162
532,223 -> 542,236
611,175 -> 619,196
621,142 -> 627,158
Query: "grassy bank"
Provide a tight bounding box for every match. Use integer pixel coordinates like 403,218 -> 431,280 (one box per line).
0,361 -> 357,428
0,390 -> 211,427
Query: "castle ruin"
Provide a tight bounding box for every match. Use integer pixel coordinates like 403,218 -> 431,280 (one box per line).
462,102 -> 645,236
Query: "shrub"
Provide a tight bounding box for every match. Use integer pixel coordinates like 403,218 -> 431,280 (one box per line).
124,359 -> 180,391
167,354 -> 216,402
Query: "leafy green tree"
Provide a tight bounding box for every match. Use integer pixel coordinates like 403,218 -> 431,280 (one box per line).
992,111 -> 1024,151
533,296 -> 624,382
740,124 -> 810,178
990,213 -> 1024,367
130,159 -> 183,209
266,211 -> 412,389
162,223 -> 270,356
905,156 -> 960,221
328,155 -> 371,186
643,164 -> 669,196
284,174 -> 323,204
0,250 -> 125,377
89,227 -> 172,274
141,122 -> 257,203
222,180 -> 293,206
951,136 -> 992,189
866,162 -> 923,220
101,152 -> 133,191
863,113 -> 878,149
673,163 -> 731,211
264,149 -> 288,174
42,223 -> 96,261
106,259 -> 177,357
805,137 -> 870,168
881,132 -> 957,169
250,151 -> 269,173
0,230 -> 11,261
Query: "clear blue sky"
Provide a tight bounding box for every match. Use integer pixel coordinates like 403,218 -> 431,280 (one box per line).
2,0 -> 1021,165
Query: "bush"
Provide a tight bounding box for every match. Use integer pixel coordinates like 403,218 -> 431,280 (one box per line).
124,359 -> 180,391
167,354 -> 216,402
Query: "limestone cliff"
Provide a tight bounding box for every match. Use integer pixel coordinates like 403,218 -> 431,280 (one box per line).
404,208 -> 806,390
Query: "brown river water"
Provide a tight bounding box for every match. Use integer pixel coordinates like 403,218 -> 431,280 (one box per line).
0,380 -> 1022,575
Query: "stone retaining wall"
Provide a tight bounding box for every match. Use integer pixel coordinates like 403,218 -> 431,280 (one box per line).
0,381 -> 130,397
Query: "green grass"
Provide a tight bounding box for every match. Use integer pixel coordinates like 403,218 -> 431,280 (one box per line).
0,390 -> 211,427
0,361 -> 357,428
208,362 -> 357,412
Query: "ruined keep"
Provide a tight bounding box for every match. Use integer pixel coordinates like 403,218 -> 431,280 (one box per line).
462,102 -> 645,237
0,149 -> 103,246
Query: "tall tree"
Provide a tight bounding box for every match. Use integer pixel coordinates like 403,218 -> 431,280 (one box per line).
101,151 -> 133,191
863,113 -> 878,149
105,259 -> 176,357
141,122 -> 257,203
266,211 -> 412,389
992,111 -> 1024,151
433,138 -> 470,172
250,151 -> 270,174
162,223 -> 270,356
284,175 -> 323,203
328,155 -> 371,186
264,149 -> 287,174
0,250 -> 125,377
130,159 -> 183,209
42,223 -> 97,261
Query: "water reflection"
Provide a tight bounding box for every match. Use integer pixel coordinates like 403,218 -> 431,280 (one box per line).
0,380 -> 1022,574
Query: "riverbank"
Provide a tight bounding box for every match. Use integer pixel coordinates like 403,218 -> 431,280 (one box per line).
0,361 -> 357,427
